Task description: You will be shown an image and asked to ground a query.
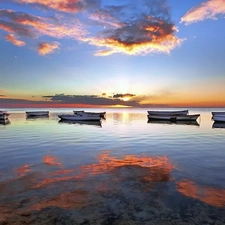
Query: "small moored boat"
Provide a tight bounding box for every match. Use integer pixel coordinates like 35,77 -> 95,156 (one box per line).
26,111 -> 49,117
58,114 -> 101,121
147,110 -> 188,116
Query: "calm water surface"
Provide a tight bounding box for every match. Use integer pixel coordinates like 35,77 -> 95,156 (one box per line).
0,108 -> 225,224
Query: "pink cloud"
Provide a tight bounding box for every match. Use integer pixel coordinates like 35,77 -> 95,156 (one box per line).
0,9 -> 86,40
181,0 -> 225,24
38,42 -> 60,55
16,0 -> 100,13
89,10 -> 122,28
5,34 -> 25,46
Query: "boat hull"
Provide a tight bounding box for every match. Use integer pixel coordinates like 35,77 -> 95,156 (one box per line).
212,116 -> 225,122
148,114 -> 200,121
26,111 -> 49,116
58,115 -> 101,121
212,112 -> 225,116
74,111 -> 106,118
147,110 -> 188,116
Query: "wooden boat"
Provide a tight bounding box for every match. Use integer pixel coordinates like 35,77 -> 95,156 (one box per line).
58,120 -> 102,127
74,111 -> 106,118
147,114 -> 200,121
26,111 -> 49,117
212,122 -> 225,129
212,116 -> 225,122
0,112 -> 10,120
147,110 -> 188,116
212,112 -> 225,116
58,114 -> 101,121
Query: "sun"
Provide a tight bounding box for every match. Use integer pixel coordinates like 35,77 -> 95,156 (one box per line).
122,97 -> 131,101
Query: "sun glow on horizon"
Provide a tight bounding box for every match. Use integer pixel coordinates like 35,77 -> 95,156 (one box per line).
122,97 -> 131,101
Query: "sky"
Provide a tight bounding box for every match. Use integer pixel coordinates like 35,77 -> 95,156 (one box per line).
0,0 -> 225,108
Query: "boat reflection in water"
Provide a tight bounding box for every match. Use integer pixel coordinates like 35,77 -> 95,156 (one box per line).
148,120 -> 200,126
26,115 -> 49,120
58,119 -> 102,127
212,122 -> 225,129
177,179 -> 225,207
0,119 -> 11,125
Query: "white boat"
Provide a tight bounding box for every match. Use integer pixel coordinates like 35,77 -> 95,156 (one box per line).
58,114 -> 101,121
147,110 -> 188,116
147,114 -> 200,121
212,116 -> 225,122
26,111 -> 49,117
212,112 -> 225,116
74,111 -> 106,118
0,112 -> 10,120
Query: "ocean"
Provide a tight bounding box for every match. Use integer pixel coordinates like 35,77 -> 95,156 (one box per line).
0,108 -> 225,224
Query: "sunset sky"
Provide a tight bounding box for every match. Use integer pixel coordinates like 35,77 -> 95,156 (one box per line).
0,0 -> 225,108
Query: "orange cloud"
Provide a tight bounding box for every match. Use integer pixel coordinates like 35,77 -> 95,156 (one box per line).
38,42 -> 60,55
87,33 -> 181,56
5,34 -> 25,46
181,0 -> 225,24
85,4 -> 182,56
17,0 -> 100,13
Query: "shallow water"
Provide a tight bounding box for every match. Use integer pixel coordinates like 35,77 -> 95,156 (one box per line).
0,108 -> 225,224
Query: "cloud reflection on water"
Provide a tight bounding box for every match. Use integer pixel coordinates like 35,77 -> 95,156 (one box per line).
177,179 -> 225,207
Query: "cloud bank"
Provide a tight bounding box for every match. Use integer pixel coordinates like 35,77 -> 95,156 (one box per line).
0,94 -> 142,107
43,94 -> 140,107
181,0 -> 225,25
